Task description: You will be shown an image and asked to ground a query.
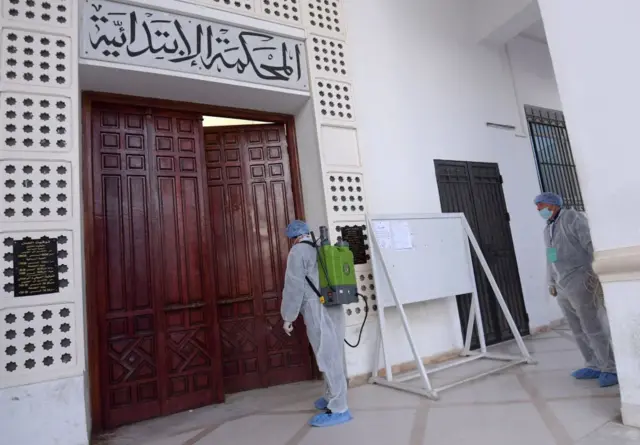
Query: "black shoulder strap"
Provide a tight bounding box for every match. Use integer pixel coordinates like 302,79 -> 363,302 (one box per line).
305,276 -> 322,297
297,241 -> 322,297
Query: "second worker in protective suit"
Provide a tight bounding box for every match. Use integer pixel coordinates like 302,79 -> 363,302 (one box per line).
281,220 -> 352,427
535,192 -> 617,387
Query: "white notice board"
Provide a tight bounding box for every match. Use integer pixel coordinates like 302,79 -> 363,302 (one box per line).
368,214 -> 475,308
367,213 -> 534,401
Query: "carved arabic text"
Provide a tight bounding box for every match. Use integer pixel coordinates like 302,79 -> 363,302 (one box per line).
86,1 -> 305,85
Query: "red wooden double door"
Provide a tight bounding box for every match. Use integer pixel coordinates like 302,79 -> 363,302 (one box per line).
89,102 -> 312,429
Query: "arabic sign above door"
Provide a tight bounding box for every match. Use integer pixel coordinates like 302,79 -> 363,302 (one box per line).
81,0 -> 309,91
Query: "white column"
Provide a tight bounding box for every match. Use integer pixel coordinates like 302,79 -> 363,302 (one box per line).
301,1 -> 376,377
539,0 -> 640,429
0,0 -> 88,444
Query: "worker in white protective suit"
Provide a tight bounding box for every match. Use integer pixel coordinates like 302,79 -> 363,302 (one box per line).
281,220 -> 352,427
535,192 -> 617,387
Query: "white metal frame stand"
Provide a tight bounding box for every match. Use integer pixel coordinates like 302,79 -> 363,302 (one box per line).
368,213 -> 536,400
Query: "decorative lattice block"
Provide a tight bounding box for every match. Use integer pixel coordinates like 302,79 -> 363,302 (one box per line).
356,270 -> 376,308
345,270 -> 377,326
310,35 -> 347,78
1,28 -> 71,87
327,173 -> 365,215
260,0 -> 301,24
1,303 -> 77,380
315,79 -> 354,121
305,0 -> 343,35
1,231 -> 73,298
3,0 -> 71,27
1,92 -> 71,153
1,160 -> 72,222
210,0 -> 254,12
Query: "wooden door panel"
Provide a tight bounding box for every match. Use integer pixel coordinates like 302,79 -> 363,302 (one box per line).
92,104 -> 161,428
156,177 -> 181,303
206,131 -> 253,300
263,311 -> 310,386
251,182 -> 279,296
206,185 -> 253,300
244,128 -> 309,384
148,112 -> 223,414
223,184 -> 253,299
204,129 -> 262,393
204,125 -> 312,393
219,315 -> 262,393
92,104 -> 224,429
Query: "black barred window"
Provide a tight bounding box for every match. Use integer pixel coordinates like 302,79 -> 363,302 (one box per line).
526,105 -> 584,211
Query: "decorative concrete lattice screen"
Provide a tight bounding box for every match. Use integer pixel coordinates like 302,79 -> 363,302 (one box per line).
0,92 -> 72,153
344,270 -> 377,323
326,173 -> 365,216
310,35 -> 348,78
304,0 -> 343,35
1,28 -> 72,88
315,79 -> 355,121
210,0 -> 255,12
259,0 -> 301,23
0,0 -> 83,390
1,160 -> 72,221
3,0 -> 72,27
1,303 -> 78,378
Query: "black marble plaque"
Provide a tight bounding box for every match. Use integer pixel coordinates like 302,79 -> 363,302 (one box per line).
13,237 -> 59,297
341,225 -> 368,265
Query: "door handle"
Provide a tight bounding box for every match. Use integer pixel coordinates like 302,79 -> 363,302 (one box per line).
163,301 -> 206,311
217,296 -> 254,305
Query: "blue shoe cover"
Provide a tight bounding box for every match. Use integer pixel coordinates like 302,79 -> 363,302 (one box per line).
309,410 -> 353,427
571,368 -> 601,380
314,397 -> 328,410
599,372 -> 618,388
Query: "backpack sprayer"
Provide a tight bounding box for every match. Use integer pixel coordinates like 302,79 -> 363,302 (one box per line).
302,226 -> 369,348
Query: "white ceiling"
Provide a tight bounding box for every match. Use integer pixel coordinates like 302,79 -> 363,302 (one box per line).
520,19 -> 547,43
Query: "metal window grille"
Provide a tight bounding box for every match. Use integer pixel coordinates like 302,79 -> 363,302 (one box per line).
525,105 -> 584,211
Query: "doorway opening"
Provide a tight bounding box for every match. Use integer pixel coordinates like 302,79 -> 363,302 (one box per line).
434,160 -> 530,349
83,94 -> 315,431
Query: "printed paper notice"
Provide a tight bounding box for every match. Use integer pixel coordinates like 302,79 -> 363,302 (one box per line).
372,221 -> 392,249
391,220 -> 413,250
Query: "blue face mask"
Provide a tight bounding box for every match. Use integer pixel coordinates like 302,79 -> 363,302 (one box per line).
539,208 -> 553,220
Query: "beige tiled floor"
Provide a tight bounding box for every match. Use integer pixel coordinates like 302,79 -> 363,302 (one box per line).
95,328 -> 640,445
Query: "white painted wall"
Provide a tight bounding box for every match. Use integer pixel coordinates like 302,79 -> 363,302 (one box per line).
342,0 -> 563,376
469,0 -> 539,44
295,100 -> 329,230
507,36 -> 562,112
505,35 -> 563,323
0,375 -> 89,445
